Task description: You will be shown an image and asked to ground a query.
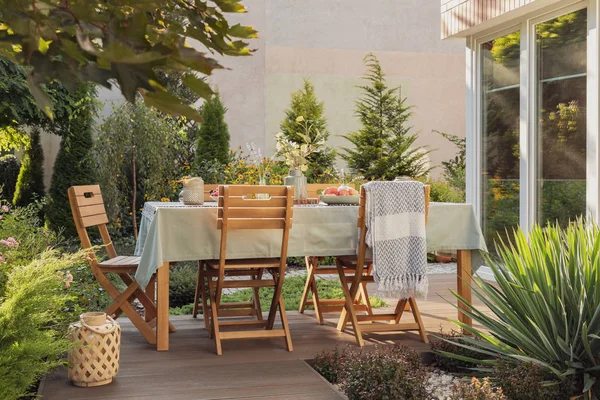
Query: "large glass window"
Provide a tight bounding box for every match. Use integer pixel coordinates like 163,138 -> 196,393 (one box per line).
481,31 -> 521,246
535,9 -> 587,226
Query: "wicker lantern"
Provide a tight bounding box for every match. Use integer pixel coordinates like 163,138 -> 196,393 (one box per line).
68,312 -> 121,387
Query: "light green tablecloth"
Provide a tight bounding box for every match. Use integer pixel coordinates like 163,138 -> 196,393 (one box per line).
134,202 -> 487,289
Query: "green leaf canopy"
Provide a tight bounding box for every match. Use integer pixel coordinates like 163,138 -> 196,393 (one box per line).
0,1 -> 257,121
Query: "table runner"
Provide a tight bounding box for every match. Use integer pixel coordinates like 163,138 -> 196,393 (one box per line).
134,201 -> 487,289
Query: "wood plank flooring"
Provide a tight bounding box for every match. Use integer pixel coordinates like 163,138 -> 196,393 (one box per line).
41,274 -> 488,399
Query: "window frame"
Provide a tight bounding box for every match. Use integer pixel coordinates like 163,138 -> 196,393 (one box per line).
467,0 -> 593,239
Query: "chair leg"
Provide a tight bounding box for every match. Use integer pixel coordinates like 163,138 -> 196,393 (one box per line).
358,282 -> 373,315
252,269 -> 263,321
210,291 -> 223,356
394,298 -> 408,323
278,295 -> 293,351
199,263 -> 210,329
335,261 -> 364,347
311,273 -> 324,324
299,256 -> 316,313
193,261 -> 203,319
408,297 -> 429,344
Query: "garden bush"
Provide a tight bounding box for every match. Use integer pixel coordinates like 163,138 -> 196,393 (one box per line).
342,53 -> 430,180
0,200 -> 89,399
279,79 -> 336,178
46,87 -> 97,238
194,93 -> 230,168
314,345 -> 430,400
12,128 -> 45,208
450,377 -> 505,400
492,359 -> 574,400
170,263 -> 199,308
431,329 -> 487,373
0,154 -> 19,201
443,220 -> 599,398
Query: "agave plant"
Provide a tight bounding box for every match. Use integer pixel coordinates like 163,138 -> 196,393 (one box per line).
444,220 -> 600,399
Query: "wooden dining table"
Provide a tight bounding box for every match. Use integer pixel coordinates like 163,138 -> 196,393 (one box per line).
134,201 -> 487,351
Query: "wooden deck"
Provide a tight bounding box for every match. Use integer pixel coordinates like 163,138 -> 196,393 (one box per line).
41,274 -> 486,400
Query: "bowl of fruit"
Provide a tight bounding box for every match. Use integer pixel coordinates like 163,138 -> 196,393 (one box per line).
319,185 -> 359,205
210,188 -> 219,202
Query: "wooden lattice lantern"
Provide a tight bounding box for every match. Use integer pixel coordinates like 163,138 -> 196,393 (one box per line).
68,312 -> 121,387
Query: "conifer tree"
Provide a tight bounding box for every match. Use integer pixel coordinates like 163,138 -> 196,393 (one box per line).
46,87 -> 97,237
280,79 -> 335,180
12,127 -> 45,207
194,93 -> 230,168
342,54 -> 430,180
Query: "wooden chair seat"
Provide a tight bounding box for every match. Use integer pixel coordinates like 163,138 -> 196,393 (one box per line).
98,256 -> 140,272
205,258 -> 280,270
336,255 -> 373,268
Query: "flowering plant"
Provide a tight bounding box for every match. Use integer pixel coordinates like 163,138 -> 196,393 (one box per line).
275,116 -> 326,172
246,142 -> 273,184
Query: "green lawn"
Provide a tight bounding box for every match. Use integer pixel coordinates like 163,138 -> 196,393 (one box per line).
169,275 -> 386,315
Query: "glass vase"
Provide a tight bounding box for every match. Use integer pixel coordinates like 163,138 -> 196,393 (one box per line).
284,169 -> 307,199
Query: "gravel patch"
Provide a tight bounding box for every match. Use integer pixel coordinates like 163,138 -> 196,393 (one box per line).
426,369 -> 461,399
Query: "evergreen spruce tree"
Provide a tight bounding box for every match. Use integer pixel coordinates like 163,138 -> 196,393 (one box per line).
280,79 -> 336,180
46,87 -> 97,237
194,93 -> 230,168
12,127 -> 45,206
342,54 -> 431,180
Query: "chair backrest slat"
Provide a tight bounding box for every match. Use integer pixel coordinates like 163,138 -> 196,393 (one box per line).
217,185 -> 293,262
68,185 -> 117,270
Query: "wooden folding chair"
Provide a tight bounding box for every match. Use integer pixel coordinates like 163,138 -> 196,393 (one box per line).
68,185 -> 175,345
336,184 -> 431,347
201,185 -> 294,355
298,183 -> 372,324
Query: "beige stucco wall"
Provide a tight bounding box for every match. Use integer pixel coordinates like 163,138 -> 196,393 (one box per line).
210,0 -> 466,177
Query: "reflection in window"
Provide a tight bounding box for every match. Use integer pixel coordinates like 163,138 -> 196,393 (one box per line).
536,9 -> 587,226
481,31 -> 521,248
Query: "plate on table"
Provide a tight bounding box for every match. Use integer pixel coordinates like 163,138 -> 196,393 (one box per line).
319,195 -> 360,205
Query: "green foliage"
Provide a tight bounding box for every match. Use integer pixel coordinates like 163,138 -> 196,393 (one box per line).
342,53 -> 431,180
431,329 -> 487,373
12,128 -> 45,207
0,154 -> 20,201
445,220 -> 600,398
95,100 -> 186,236
450,377 -> 506,400
279,79 -> 336,178
0,249 -> 85,400
0,1 -> 257,121
435,130 -> 466,193
169,263 -> 200,308
0,200 -> 87,399
492,360 -> 574,400
194,93 -> 230,168
169,274 -> 385,314
46,86 -> 98,238
314,345 -> 430,400
420,178 -> 465,203
0,55 -> 90,141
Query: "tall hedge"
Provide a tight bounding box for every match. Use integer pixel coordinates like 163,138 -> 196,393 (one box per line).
194,93 -> 230,168
12,128 -> 45,207
46,91 -> 97,238
0,154 -> 20,201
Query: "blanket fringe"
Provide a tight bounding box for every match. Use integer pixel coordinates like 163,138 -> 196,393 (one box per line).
374,275 -> 429,300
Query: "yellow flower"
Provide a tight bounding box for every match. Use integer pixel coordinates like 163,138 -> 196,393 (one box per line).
160,197 -> 170,202
296,116 -> 304,122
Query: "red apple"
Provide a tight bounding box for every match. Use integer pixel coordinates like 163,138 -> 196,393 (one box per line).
338,185 -> 351,196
